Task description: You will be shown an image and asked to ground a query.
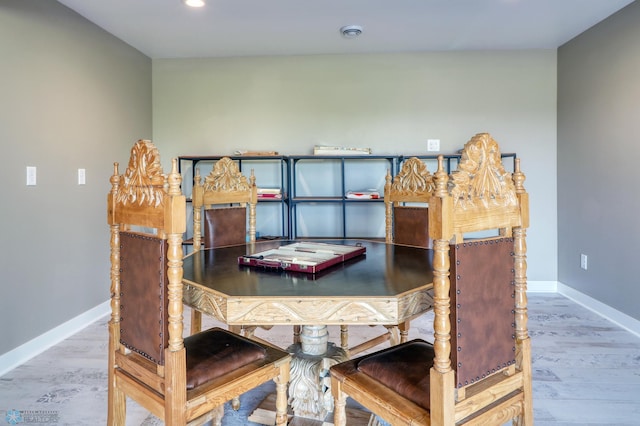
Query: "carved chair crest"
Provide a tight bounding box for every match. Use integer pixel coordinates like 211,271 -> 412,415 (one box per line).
115,140 -> 166,207
449,133 -> 517,211
203,157 -> 252,193
390,157 -> 434,197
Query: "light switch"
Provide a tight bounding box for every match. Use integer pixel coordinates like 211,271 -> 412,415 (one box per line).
427,139 -> 440,152
26,166 -> 37,186
78,168 -> 86,185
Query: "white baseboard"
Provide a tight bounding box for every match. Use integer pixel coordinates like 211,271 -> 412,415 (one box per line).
557,282 -> 640,338
0,300 -> 110,377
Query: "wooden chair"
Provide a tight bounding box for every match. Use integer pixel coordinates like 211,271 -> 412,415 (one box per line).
190,157 -> 258,335
107,140 -> 290,426
330,133 -> 532,426
340,157 -> 436,357
189,158 -> 288,411
192,157 -> 257,250
384,156 -> 434,249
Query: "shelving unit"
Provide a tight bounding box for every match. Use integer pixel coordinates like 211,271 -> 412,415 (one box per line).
288,155 -> 396,239
178,153 -> 517,241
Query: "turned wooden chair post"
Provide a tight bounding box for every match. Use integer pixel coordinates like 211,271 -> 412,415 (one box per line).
429,155 -> 456,425
190,168 -> 203,335
513,158 -> 534,424
384,170 -> 393,243
107,163 -> 124,425
164,159 -> 188,424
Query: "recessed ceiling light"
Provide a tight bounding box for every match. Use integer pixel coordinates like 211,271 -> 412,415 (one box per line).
183,0 -> 205,7
340,25 -> 363,39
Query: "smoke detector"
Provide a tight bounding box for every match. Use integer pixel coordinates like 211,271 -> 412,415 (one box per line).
340,25 -> 363,39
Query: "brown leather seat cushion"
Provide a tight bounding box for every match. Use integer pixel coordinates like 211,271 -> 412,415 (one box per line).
184,327 -> 267,390
356,339 -> 434,410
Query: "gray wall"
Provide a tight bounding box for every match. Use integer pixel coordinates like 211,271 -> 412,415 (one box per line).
558,1 -> 640,320
0,1 -> 151,356
153,51 -> 558,282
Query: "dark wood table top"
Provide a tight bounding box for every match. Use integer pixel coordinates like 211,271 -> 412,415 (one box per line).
183,239 -> 433,297
182,239 -> 435,326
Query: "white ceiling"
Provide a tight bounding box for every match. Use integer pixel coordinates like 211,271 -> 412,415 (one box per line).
56,0 -> 635,59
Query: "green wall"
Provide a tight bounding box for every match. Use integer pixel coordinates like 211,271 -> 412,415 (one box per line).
153,51 -> 558,282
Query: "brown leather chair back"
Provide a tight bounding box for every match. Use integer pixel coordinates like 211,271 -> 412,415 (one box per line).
203,207 -> 247,248
393,206 -> 431,248
119,232 -> 169,365
449,238 -> 516,388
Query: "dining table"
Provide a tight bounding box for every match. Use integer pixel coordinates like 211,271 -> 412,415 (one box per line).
182,238 -> 434,420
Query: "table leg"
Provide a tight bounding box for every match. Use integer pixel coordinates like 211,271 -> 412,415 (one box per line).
286,325 -> 348,420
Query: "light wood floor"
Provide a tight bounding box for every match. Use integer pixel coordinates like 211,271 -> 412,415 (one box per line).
1,293 -> 639,425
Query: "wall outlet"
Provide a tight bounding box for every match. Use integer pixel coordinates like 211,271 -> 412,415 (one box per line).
427,139 -> 440,152
78,168 -> 86,185
580,253 -> 588,270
